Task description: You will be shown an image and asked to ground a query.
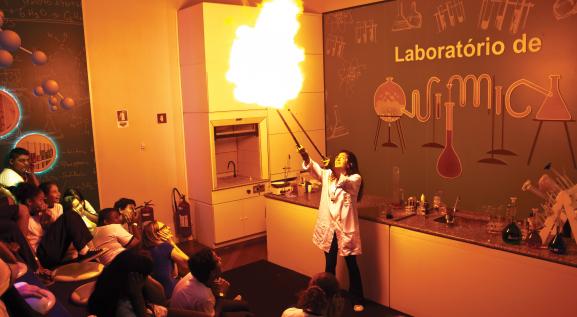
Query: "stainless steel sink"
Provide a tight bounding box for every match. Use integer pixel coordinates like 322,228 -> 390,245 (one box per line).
432,214 -> 488,226
216,175 -> 256,189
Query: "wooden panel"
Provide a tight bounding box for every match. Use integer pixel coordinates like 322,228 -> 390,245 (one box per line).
177,5 -> 205,67
390,226 -> 577,317
357,220 -> 390,306
213,201 -> 244,244
211,182 -> 268,204
194,201 -> 214,248
295,13 -> 323,55
202,3 -> 263,112
180,64 -> 208,113
268,130 -> 325,177
267,93 -> 325,135
183,113 -> 212,204
301,54 -> 324,93
266,198 -> 326,277
242,196 -> 266,235
202,3 -> 259,66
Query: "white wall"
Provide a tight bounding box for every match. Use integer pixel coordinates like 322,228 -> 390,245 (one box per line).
82,0 -> 189,233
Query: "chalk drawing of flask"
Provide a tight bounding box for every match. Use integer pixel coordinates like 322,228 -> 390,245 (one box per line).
436,90 -> 463,179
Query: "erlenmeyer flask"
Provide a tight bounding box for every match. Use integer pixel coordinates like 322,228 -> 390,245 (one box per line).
527,229 -> 543,248
535,75 -> 571,121
502,197 -> 521,244
548,230 -> 566,254
527,209 -> 543,248
502,222 -> 522,244
436,101 -> 462,178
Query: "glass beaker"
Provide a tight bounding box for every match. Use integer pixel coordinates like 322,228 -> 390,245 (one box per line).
502,198 -> 521,244
485,205 -> 505,233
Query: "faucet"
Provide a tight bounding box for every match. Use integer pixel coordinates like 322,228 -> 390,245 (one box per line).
227,160 -> 236,177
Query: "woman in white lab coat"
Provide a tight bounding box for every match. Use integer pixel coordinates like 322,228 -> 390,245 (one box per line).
300,148 -> 365,312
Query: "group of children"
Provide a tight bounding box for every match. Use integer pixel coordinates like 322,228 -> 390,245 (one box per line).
0,148 -> 254,317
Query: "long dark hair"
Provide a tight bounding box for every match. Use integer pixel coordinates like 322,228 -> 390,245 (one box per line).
297,286 -> 328,316
309,272 -> 343,317
88,249 -> 153,317
328,150 -> 364,201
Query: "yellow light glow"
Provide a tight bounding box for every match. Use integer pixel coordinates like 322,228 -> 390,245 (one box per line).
226,0 -> 304,109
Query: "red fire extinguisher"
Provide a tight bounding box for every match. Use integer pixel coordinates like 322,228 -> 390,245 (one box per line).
139,200 -> 155,224
172,188 -> 192,238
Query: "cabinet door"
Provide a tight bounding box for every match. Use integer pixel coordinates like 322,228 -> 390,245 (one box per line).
213,201 -> 244,243
242,196 -> 266,236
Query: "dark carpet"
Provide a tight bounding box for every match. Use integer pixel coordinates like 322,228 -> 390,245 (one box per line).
47,277 -> 96,317
221,260 -> 409,317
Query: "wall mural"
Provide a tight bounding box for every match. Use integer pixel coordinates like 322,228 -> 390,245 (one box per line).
0,0 -> 98,206
324,0 -> 577,214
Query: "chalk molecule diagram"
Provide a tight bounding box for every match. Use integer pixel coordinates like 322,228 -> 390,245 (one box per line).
0,9 -> 75,112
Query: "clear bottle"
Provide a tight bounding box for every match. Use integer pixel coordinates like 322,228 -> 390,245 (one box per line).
526,210 -> 543,248
548,222 -> 566,254
502,197 -> 521,244
392,166 -> 400,204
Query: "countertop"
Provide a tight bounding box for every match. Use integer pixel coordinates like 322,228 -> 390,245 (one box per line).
265,192 -> 577,269
215,175 -> 266,190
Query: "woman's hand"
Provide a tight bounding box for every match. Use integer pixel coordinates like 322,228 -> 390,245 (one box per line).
210,277 -> 230,297
298,146 -> 310,165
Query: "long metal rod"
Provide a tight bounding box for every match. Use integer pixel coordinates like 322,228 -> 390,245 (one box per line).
276,109 -> 302,149
287,108 -> 327,161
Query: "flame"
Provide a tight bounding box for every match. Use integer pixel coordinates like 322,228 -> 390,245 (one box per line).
226,0 -> 304,109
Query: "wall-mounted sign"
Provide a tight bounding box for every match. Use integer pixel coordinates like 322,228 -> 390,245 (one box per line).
117,110 -> 129,128
0,89 -> 21,139
14,133 -> 58,174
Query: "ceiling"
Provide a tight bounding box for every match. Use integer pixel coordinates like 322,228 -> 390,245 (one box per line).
178,0 -> 384,13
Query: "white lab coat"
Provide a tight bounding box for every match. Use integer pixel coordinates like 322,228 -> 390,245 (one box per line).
304,159 -> 362,256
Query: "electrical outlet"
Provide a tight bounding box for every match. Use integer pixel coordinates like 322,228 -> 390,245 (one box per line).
253,184 -> 265,193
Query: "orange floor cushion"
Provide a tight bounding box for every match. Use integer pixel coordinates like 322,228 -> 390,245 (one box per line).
70,281 -> 96,306
53,262 -> 103,282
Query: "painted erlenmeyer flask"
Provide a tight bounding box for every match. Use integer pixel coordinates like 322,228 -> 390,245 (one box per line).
436,101 -> 462,178
535,75 -> 571,121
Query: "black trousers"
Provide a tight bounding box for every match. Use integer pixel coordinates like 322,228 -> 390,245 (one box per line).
36,209 -> 92,269
0,220 -> 38,271
325,233 -> 364,302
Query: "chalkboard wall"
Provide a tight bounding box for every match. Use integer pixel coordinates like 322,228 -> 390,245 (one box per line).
0,0 -> 98,206
323,0 -> 577,214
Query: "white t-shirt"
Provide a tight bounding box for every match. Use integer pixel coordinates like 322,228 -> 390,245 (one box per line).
91,224 -> 133,265
281,307 -> 322,317
0,168 -> 24,188
170,273 -> 216,317
48,203 -> 63,222
27,216 -> 44,252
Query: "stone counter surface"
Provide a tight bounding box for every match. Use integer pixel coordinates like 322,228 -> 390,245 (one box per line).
265,192 -> 577,268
